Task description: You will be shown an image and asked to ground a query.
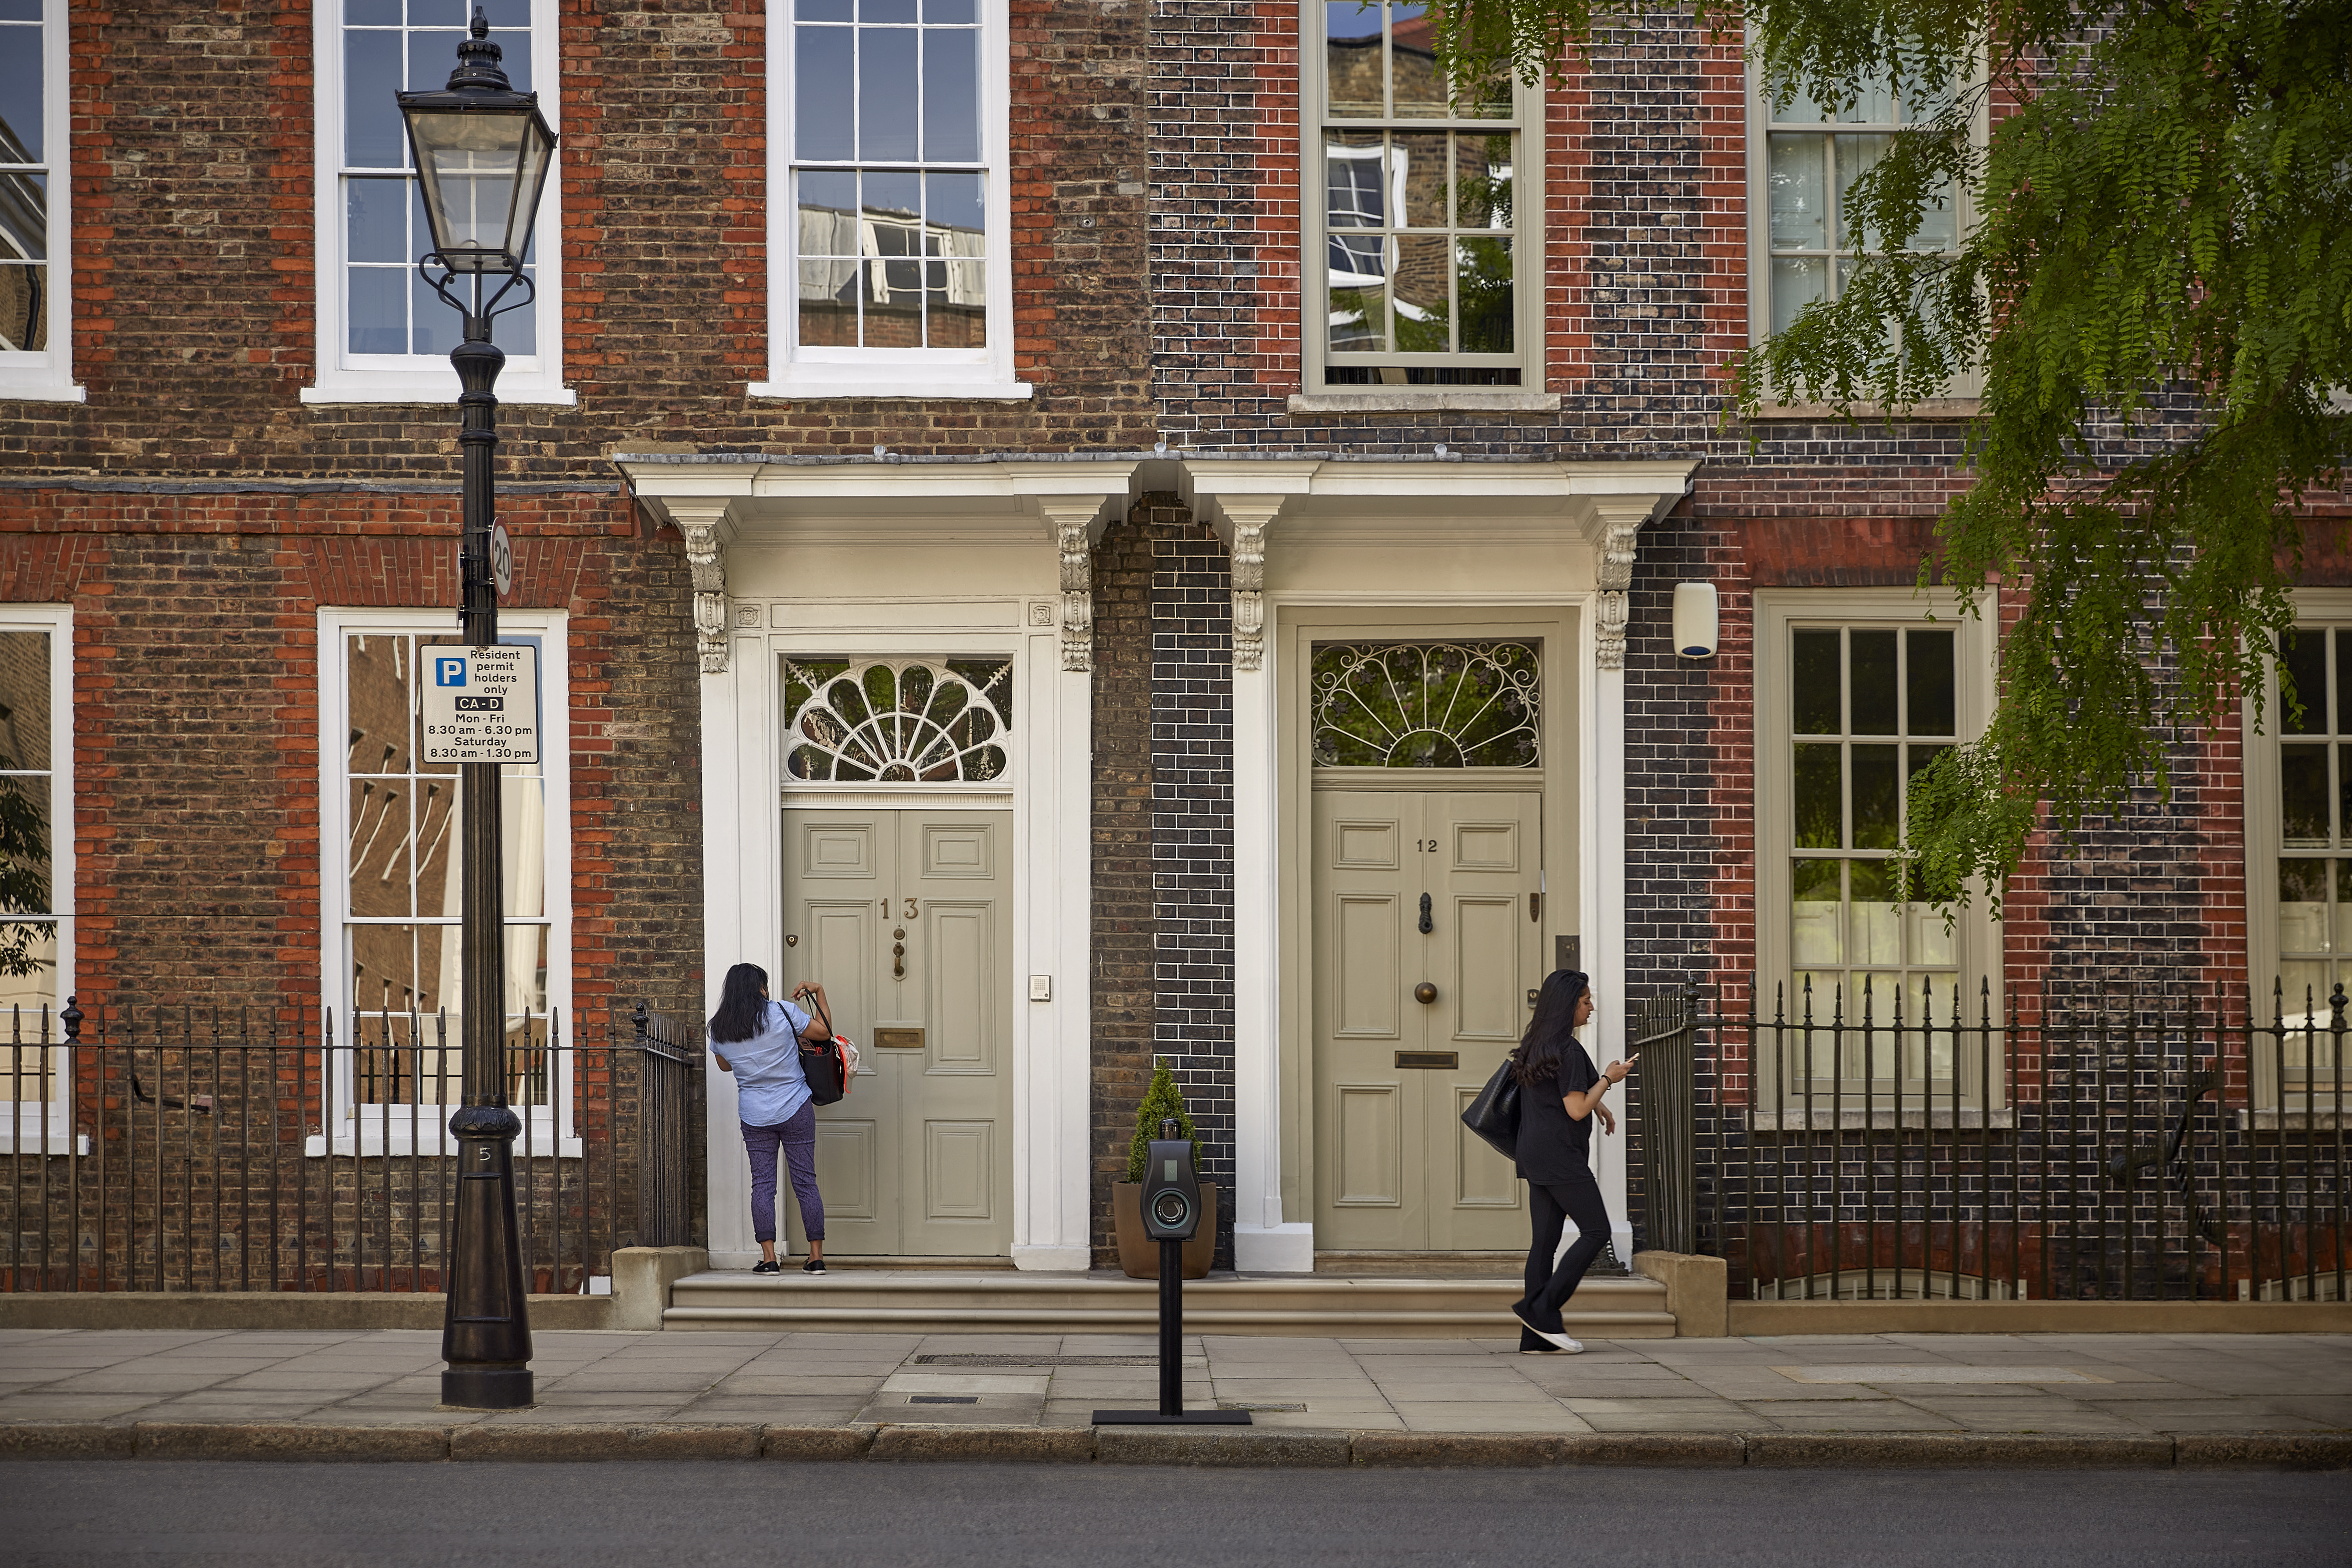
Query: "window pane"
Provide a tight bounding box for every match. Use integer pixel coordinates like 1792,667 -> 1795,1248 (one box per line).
921,25 -> 979,162
1907,900 -> 1955,967
1325,1 -> 1384,117
1769,255 -> 1828,336
2280,859 -> 2330,953
1389,4 -> 1446,118
348,779 -> 415,920
1393,234 -> 1449,352
2280,960 -> 2329,1020
925,0 -> 974,19
0,767 -> 50,916
494,30 -> 532,95
1792,858 -> 1842,965
1848,858 -> 1899,964
1851,744 -> 1899,848
1792,629 -> 1840,733
406,29 -> 468,104
1455,236 -> 1511,353
2334,629 -> 2352,737
802,0 -> 852,17
2282,628 -> 2327,733
1397,133 -> 1445,227
0,923 -> 57,1025
860,25 -> 918,160
799,261 -> 859,344
1767,134 -> 1825,250
2281,744 -> 2330,846
1906,628 -> 1955,736
926,170 -> 983,235
1832,133 -> 1891,249
1793,742 -> 1841,848
0,630 -> 52,771
1329,275 -> 1383,352
346,176 -> 411,266
1849,630 -> 1897,734
933,258 -> 985,346
866,0 -> 917,21
1453,134 -> 1510,228
0,262 -> 42,352
1326,135 -> 1385,229
349,266 -> 409,354
344,29 -> 408,168
796,25 -> 855,160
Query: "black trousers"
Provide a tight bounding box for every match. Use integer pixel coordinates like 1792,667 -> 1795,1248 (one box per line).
1515,1162 -> 1611,1343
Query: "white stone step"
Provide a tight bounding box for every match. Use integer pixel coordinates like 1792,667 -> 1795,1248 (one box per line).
662,1270 -> 1678,1338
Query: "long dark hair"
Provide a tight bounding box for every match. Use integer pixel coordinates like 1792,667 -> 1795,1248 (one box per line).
708,962 -> 772,1045
1509,968 -> 1589,1087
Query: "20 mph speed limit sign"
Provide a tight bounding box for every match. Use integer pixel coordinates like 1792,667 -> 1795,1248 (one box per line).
421,645 -> 540,765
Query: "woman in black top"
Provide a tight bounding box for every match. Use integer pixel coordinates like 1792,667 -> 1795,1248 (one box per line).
1508,968 -> 1636,1354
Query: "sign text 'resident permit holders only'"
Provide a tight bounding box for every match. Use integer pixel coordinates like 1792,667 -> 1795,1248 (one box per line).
422,645 -> 541,765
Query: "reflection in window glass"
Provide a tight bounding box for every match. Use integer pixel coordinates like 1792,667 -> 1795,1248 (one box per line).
0,629 -> 57,1039
1786,623 -> 1959,1073
792,0 -> 987,350
343,631 -> 554,1107
1761,70 -> 1962,342
0,3 -> 50,352
340,1 -> 539,360
2272,626 -> 2352,1085
1319,2 -> 1519,385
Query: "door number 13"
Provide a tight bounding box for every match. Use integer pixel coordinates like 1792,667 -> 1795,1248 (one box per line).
882,897 -> 920,917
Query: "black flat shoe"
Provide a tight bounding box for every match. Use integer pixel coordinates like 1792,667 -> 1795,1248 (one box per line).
801,1257 -> 827,1274
752,1259 -> 781,1275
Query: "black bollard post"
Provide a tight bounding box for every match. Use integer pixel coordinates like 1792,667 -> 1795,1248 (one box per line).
1095,1119 -> 1249,1427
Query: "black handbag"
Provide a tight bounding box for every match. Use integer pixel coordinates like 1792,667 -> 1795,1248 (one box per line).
793,987 -> 848,1107
1461,1057 -> 1521,1161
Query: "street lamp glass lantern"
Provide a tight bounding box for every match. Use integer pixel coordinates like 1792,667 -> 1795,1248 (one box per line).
397,13 -> 557,276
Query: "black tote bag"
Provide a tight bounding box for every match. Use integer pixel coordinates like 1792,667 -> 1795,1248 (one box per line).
1460,1058 -> 1521,1161
793,986 -> 849,1107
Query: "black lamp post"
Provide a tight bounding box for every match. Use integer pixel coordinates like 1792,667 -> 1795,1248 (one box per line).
398,7 -> 557,1412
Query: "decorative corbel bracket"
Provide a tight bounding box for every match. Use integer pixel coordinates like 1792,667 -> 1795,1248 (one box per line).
1578,491 -> 1682,672
667,500 -> 739,675
1033,497 -> 1115,673
1208,497 -> 1286,673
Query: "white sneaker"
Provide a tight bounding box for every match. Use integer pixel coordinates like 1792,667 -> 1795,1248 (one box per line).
1510,1303 -> 1584,1354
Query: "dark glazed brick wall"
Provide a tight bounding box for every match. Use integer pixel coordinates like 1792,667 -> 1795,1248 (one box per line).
1151,523 -> 1236,1271
1088,503 -> 1166,1267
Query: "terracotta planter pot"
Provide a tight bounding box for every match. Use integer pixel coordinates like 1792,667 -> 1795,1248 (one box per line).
1112,1181 -> 1217,1280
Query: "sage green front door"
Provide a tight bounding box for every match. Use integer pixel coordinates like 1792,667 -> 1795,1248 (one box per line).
1313,790 -> 1541,1251
781,809 -> 1013,1257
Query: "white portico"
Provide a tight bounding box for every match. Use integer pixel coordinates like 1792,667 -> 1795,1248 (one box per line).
618,452 -> 1692,1276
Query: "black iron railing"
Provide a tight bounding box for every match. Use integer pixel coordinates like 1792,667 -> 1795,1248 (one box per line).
1678,977 -> 2350,1303
1630,985 -> 1702,1256
2,998 -> 704,1293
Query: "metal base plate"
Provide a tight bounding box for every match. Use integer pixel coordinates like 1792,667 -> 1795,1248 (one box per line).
1091,1409 -> 1253,1425
441,1366 -> 535,1410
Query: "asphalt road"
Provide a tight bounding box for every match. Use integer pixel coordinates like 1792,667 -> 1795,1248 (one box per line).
1,1461 -> 2344,1568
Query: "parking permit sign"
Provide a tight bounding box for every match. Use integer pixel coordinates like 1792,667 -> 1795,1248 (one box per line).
421,645 -> 540,765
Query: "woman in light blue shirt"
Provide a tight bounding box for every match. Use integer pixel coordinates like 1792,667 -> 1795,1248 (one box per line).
709,962 -> 834,1274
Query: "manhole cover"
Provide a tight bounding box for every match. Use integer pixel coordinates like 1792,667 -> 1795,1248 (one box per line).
913,1354 -> 1159,1368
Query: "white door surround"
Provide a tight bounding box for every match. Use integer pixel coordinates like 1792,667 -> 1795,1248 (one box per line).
615,452 -> 1693,1276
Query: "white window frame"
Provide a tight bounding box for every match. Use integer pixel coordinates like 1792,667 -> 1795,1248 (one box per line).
306,0 -> 573,407
313,607 -> 574,1156
1744,52 -> 1986,411
0,0 -> 80,403
0,603 -> 73,1153
2243,587 -> 2352,1114
1754,588 -> 2001,1112
1296,0 -> 1540,400
753,0 -> 1027,401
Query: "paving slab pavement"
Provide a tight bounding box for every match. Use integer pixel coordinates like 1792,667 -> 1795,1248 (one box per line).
0,1326 -> 2344,1467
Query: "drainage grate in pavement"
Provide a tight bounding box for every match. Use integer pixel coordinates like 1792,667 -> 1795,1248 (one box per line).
1219,1402 -> 1306,1413
1774,1365 -> 2103,1385
913,1354 -> 1160,1368
908,1395 -> 982,1404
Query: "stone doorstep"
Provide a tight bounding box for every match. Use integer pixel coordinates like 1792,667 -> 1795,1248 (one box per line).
0,1421 -> 2343,1469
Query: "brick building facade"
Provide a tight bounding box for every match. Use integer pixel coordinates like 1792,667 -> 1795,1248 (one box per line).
4,0 -> 2336,1289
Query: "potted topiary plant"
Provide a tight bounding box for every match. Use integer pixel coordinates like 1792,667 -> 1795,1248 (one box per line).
1113,1057 -> 1217,1280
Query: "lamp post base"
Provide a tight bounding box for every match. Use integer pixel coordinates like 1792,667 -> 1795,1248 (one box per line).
441,1365 -> 535,1410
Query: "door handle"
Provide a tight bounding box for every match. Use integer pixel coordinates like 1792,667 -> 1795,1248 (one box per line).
1418,892 -> 1432,934
893,928 -> 906,980
1414,981 -> 1438,1005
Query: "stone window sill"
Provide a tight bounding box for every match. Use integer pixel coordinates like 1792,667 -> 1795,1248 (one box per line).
1288,390 -> 1562,415
1745,398 -> 1982,422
